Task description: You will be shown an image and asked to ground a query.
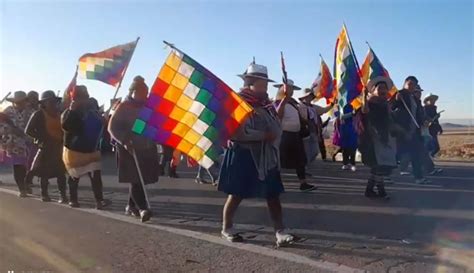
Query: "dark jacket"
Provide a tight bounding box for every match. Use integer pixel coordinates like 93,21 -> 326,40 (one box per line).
390,89 -> 425,134
424,105 -> 443,135
61,108 -> 103,153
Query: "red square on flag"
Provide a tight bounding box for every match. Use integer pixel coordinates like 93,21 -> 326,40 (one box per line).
162,118 -> 178,131
155,99 -> 175,116
166,134 -> 182,147
152,78 -> 170,96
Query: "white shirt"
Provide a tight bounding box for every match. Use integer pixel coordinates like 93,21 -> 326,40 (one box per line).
281,104 -> 301,132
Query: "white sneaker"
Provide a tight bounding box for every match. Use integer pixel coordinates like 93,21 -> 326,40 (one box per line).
276,230 -> 295,247
350,165 -> 357,172
342,165 -> 350,170
221,228 -> 243,243
400,171 -> 410,176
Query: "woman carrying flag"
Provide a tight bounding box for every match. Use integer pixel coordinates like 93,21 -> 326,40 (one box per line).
359,77 -> 402,199
108,76 -> 159,223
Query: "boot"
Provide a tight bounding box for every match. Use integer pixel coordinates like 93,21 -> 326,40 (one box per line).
376,183 -> 390,200
57,176 -> 69,204
40,179 -> 51,202
365,178 -> 378,198
168,165 -> 179,178
68,179 -> 80,208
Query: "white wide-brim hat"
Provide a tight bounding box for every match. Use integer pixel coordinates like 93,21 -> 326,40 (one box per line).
273,79 -> 301,90
367,76 -> 394,93
238,63 -> 275,82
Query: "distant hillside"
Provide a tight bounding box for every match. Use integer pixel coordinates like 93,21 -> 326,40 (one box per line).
441,123 -> 468,129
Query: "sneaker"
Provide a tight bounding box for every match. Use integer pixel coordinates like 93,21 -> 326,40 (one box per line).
221,228 -> 243,243
57,197 -> 69,204
18,192 -> 28,198
400,171 -> 411,176
41,196 -> 51,202
96,199 -> 111,210
350,165 -> 357,172
125,205 -> 140,217
276,230 -> 296,247
195,178 -> 210,184
415,178 -> 431,185
299,183 -> 316,192
421,178 -> 432,184
428,169 -> 438,176
435,168 -> 444,174
69,201 -> 80,208
140,209 -> 152,222
342,165 -> 350,170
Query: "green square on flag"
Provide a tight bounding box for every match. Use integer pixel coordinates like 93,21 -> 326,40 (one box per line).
190,70 -> 204,87
200,108 -> 216,124
132,119 -> 146,134
203,126 -> 218,140
196,89 -> 212,105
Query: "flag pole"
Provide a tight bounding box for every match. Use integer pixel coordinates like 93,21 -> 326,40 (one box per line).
0,92 -> 11,103
105,37 -> 140,115
132,148 -> 151,210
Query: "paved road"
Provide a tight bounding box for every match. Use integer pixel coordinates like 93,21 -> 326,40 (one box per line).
1,156 -> 473,272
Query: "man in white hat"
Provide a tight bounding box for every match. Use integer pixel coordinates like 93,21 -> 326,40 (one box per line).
274,80 -> 316,192
219,62 -> 296,246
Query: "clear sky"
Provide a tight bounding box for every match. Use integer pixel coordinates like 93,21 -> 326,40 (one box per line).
1,0 -> 473,120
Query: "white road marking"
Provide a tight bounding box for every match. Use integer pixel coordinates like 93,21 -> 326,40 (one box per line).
0,187 -> 364,273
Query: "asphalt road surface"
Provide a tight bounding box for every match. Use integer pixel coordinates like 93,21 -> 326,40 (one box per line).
1,156 -> 473,273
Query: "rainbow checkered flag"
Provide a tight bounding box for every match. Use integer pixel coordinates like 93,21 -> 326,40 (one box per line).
360,46 -> 397,98
333,25 -> 363,110
78,39 -> 138,87
132,46 -> 253,168
313,56 -> 335,103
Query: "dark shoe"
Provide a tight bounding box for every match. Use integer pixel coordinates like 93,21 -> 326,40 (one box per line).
140,210 -> 152,222
376,184 -> 390,200
96,199 -> 111,210
42,196 -> 52,202
69,201 -> 80,208
125,205 -> 140,217
300,183 -> 316,192
18,192 -> 28,198
169,166 -> 179,178
365,187 -> 378,198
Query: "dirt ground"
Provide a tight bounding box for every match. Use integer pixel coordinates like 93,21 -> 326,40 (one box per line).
323,127 -> 474,162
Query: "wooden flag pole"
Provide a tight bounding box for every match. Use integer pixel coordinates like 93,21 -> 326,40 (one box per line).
105,36 -> 140,115
132,148 -> 152,210
0,91 -> 11,103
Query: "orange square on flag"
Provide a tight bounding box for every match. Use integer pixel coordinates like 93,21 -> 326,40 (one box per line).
159,65 -> 176,84
164,85 -> 183,103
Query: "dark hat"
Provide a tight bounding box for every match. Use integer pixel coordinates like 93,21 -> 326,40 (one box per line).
6,91 -> 28,103
405,76 -> 418,83
39,90 -> 61,102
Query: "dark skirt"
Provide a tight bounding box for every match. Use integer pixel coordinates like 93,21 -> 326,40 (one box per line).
279,131 -> 307,169
218,144 -> 284,199
116,145 -> 159,185
30,141 -> 66,178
